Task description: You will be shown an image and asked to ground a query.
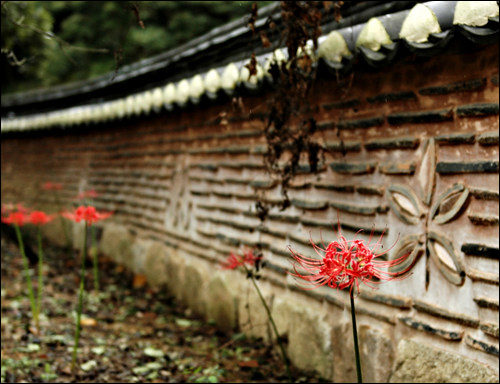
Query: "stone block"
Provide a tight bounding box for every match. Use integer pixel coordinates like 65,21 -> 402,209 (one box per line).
99,224 -> 134,267
131,239 -> 149,275
164,248 -> 185,300
40,217 -> 72,249
271,297 -> 293,338
359,325 -> 394,383
143,241 -> 168,288
71,222 -> 86,252
181,264 -> 207,317
273,297 -> 333,379
331,321 -> 357,383
206,275 -> 237,332
238,280 -> 272,342
389,339 -> 499,383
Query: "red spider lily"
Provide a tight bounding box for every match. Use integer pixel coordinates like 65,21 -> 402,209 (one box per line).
289,224 -> 412,296
221,248 -> 262,270
2,207 -> 56,227
76,189 -> 99,200
29,211 -> 55,226
42,182 -> 63,191
1,211 -> 29,227
221,246 -> 291,380
62,206 -> 113,225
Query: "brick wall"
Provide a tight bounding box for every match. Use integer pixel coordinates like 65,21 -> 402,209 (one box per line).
2,44 -> 499,381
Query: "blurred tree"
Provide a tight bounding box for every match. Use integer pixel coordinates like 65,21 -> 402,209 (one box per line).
2,1 -> 54,92
1,1 -> 271,94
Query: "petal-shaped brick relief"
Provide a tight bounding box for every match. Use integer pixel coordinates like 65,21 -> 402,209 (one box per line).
427,230 -> 466,286
417,138 -> 436,206
389,234 -> 424,274
386,184 -> 422,224
429,183 -> 469,224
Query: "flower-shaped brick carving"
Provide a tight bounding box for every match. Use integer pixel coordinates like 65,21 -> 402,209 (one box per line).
386,138 -> 469,287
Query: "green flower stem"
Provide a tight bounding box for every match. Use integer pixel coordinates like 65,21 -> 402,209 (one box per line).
36,227 -> 44,328
350,294 -> 363,383
71,223 -> 88,372
91,225 -> 99,292
243,265 -> 292,382
13,224 -> 39,331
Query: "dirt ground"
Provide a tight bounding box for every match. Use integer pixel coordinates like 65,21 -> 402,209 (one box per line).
0,232 -> 327,383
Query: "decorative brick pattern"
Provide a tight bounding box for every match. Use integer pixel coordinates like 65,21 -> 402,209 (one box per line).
419,78 -> 487,95
399,316 -> 464,341
1,43 -> 498,377
387,108 -> 453,125
366,91 -> 417,103
465,334 -> 499,357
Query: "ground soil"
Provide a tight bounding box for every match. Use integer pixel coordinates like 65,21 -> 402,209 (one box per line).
1,233 -> 327,383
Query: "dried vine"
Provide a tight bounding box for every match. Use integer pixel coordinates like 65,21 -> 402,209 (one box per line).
249,1 -> 342,221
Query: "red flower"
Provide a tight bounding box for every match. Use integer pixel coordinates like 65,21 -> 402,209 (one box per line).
2,207 -> 56,227
289,224 -> 412,296
29,211 -> 55,226
221,248 -> 262,270
1,211 -> 28,227
76,189 -> 99,200
1,204 -> 32,226
42,182 -> 63,191
62,206 -> 113,225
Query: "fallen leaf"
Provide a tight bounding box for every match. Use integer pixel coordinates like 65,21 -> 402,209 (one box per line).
133,274 -> 147,288
91,346 -> 106,355
81,317 -> 97,327
61,364 -> 73,375
133,361 -> 162,375
238,360 -> 259,368
141,311 -> 158,320
81,359 -> 98,372
175,318 -> 193,327
25,343 -> 40,352
144,347 -> 164,358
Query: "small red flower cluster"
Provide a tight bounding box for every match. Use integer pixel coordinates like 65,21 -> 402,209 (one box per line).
29,211 -> 55,225
1,204 -> 55,227
221,247 -> 262,270
76,189 -> 99,201
289,224 -> 411,296
41,182 -> 63,191
62,206 -> 112,225
2,203 -> 113,228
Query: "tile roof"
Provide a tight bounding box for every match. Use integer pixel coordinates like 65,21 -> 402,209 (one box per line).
1,1 -> 498,132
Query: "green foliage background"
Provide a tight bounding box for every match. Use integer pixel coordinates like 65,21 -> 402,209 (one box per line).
1,1 -> 272,94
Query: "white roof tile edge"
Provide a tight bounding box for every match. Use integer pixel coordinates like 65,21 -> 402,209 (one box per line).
2,1 -> 498,133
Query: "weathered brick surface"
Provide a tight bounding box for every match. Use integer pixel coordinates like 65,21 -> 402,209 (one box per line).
1,45 -> 499,380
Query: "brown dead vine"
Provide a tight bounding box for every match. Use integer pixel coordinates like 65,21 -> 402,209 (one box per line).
248,1 -> 343,220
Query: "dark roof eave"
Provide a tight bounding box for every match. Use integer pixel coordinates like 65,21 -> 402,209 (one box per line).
2,1 -> 414,110
1,1 -> 498,118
